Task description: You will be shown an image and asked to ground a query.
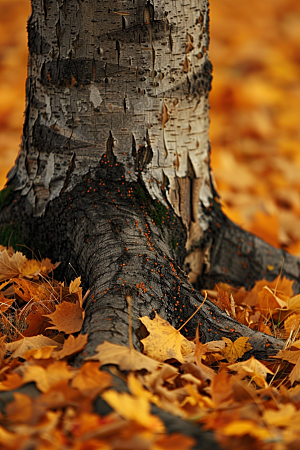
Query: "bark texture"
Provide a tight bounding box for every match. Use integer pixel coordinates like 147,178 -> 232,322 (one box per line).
2,0 -> 300,368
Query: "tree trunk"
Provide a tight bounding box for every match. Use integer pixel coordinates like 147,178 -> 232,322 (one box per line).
1,0 -> 300,365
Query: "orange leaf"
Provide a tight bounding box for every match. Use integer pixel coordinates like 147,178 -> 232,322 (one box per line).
22,361 -> 74,392
54,334 -> 88,359
45,300 -> 84,334
221,337 -> 252,363
71,361 -> 111,395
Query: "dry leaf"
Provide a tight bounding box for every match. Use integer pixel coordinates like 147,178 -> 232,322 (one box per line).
23,346 -> 57,360
257,286 -> 287,316
0,249 -> 27,281
45,300 -> 84,334
54,334 -> 88,360
228,356 -> 273,388
194,326 -> 216,381
22,361 -> 74,392
140,312 -> 195,363
221,337 -> 252,363
6,335 -> 61,359
88,341 -> 161,372
221,419 -> 271,440
102,389 -> 165,432
71,361 -> 111,395
69,277 -> 81,294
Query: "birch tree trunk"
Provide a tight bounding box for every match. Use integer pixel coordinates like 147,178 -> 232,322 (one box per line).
1,0 -> 300,361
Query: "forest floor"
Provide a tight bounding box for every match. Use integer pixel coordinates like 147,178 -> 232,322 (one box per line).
0,1 -> 300,449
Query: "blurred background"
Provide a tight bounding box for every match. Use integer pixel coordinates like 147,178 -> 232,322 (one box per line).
0,0 -> 300,255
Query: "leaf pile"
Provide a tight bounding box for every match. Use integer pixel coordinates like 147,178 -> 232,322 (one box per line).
0,248 -> 300,449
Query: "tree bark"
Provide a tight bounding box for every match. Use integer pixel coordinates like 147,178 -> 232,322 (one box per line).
1,0 -> 300,364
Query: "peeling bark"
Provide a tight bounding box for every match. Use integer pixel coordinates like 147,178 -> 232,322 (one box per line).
2,0 -> 300,379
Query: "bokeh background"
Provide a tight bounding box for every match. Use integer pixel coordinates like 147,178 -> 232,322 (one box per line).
1,0 -> 300,255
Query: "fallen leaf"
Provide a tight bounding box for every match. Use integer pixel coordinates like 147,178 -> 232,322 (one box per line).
140,312 -> 195,363
154,433 -> 195,450
257,286 -> 287,316
228,356 -> 273,388
22,361 -> 74,392
71,361 -> 111,395
221,419 -> 271,440
102,389 -> 165,432
69,277 -> 81,294
221,337 -> 252,363
6,335 -> 61,359
194,326 -> 216,381
88,341 -> 161,372
45,300 -> 84,334
0,249 -> 27,281
54,334 -> 88,360
23,345 -> 57,360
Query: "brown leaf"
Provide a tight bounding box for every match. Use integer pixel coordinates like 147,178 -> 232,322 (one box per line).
88,341 -> 162,372
54,334 -> 88,360
6,335 -> 61,359
221,337 -> 252,363
45,300 -> 85,334
23,305 -> 52,337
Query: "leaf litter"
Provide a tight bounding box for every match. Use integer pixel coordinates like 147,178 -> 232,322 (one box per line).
0,248 -> 299,448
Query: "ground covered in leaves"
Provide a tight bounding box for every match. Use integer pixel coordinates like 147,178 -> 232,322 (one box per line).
0,246 -> 300,449
1,0 -> 300,254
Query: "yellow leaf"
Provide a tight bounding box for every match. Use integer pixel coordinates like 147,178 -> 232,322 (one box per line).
88,341 -> 162,372
6,335 -> 61,359
221,337 -> 252,363
102,389 -> 165,432
140,312 -> 195,363
22,361 -> 74,392
222,420 -> 271,440
69,276 -> 82,294
23,345 -> 57,360
228,355 -> 273,388
263,403 -> 297,427
287,294 -> 300,311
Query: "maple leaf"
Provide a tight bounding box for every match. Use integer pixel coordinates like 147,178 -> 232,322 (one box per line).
22,360 -> 74,392
0,249 -> 27,281
54,334 -> 88,360
22,306 -> 51,337
221,337 -> 252,363
243,276 -> 294,307
140,312 -> 195,363
257,286 -> 287,316
228,356 -> 273,388
284,313 -> 300,336
102,389 -> 165,432
71,361 -> 111,395
88,341 -> 161,372
44,300 -> 84,334
6,335 -> 61,359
